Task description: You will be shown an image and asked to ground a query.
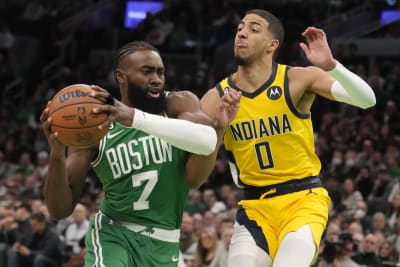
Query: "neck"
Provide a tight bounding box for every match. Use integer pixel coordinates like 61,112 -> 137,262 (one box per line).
234,57 -> 273,92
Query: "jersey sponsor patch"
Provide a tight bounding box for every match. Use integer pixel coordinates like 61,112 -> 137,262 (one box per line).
267,86 -> 282,100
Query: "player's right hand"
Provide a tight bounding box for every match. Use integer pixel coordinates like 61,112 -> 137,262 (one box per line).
40,101 -> 66,155
216,88 -> 241,129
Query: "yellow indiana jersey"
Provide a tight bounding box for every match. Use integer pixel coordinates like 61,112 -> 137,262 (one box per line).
217,63 -> 321,187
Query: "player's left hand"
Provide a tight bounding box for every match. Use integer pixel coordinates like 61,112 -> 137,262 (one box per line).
215,88 -> 241,130
90,85 -> 134,128
299,27 -> 336,71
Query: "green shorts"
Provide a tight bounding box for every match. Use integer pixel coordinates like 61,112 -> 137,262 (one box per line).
84,212 -> 181,267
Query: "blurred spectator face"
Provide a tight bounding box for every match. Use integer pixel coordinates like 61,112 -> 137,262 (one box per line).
380,124 -> 390,138
353,201 -> 367,220
386,100 -> 397,115
220,184 -> 233,200
348,222 -> 363,235
362,139 -> 374,154
199,229 -> 217,250
352,232 -> 364,253
192,213 -> 203,232
362,234 -> 378,253
391,193 -> 400,209
72,203 -> 88,224
181,213 -> 194,234
203,211 -> 216,229
203,189 -> 215,207
30,217 -> 46,233
15,205 -> 30,221
30,199 -> 44,213
37,151 -> 49,166
378,240 -> 396,259
331,150 -> 343,166
343,178 -> 355,194
372,212 -> 386,232
386,154 -> 398,168
225,191 -> 239,209
189,189 -> 202,204
345,149 -> 357,167
357,166 -> 370,178
220,225 -> 233,249
19,152 -> 31,166
24,175 -> 37,189
325,223 -> 340,243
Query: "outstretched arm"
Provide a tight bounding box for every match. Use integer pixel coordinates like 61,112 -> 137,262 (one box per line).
185,88 -> 241,188
300,27 -> 376,109
90,86 -> 217,156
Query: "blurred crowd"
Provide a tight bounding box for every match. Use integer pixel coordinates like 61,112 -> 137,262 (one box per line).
1,0 -> 400,266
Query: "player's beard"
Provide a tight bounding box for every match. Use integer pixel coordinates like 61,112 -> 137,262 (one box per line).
127,81 -> 166,115
235,54 -> 253,66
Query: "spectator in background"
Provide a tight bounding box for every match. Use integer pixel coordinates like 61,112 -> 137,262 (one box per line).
180,212 -> 198,258
355,166 -> 374,201
381,100 -> 400,133
370,167 -> 392,201
202,189 -> 226,215
192,212 -> 204,235
212,222 -> 233,267
194,228 -> 221,267
341,178 -> 364,216
378,240 -> 398,267
202,211 -> 217,231
185,189 -> 207,215
367,212 -> 391,238
62,203 -> 89,260
352,233 -> 382,267
351,200 -> 370,231
386,192 -> 400,232
13,212 -> 62,267
0,202 -> 32,267
34,150 -> 49,180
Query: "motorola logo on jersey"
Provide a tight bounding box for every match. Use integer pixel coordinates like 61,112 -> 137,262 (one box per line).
267,86 -> 282,100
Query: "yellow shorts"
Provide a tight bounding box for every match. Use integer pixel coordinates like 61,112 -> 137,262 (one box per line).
237,187 -> 330,260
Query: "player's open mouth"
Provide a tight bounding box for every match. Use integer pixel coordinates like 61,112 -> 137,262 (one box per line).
148,89 -> 161,98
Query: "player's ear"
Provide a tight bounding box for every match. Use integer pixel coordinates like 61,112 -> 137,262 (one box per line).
267,39 -> 279,53
115,69 -> 127,84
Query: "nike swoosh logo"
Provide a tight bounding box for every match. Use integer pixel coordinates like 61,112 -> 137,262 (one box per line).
107,130 -> 124,139
172,255 -> 179,262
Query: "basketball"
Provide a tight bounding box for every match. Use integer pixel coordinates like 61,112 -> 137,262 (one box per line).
48,84 -> 109,147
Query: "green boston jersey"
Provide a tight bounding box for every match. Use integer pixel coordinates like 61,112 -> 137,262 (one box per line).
91,122 -> 190,230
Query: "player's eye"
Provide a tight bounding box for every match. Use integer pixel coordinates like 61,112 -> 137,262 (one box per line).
142,70 -> 152,75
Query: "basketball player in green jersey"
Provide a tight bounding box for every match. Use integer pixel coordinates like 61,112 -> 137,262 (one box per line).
40,41 -> 241,267
201,9 -> 375,267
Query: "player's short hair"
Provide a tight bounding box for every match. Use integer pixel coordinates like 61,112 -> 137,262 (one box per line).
113,41 -> 159,74
246,9 -> 284,48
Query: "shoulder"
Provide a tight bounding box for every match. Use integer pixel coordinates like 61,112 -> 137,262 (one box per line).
165,90 -> 201,117
167,90 -> 199,102
287,66 -> 325,80
166,90 -> 200,108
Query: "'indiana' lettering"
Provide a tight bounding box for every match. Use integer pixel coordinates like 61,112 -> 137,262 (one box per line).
229,114 -> 292,141
58,89 -> 91,103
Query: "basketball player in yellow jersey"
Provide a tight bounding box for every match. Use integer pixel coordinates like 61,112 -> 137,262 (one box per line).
201,9 -> 376,267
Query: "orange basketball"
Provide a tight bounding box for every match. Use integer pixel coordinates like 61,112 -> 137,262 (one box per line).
48,84 -> 109,147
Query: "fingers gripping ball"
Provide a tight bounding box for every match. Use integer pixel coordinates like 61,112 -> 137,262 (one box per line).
48,84 -> 109,146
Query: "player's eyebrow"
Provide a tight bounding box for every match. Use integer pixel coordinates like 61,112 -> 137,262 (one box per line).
238,20 -> 263,28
